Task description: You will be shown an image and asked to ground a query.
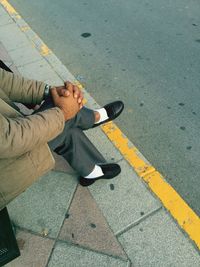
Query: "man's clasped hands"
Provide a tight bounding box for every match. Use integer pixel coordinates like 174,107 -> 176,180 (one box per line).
51,81 -> 84,121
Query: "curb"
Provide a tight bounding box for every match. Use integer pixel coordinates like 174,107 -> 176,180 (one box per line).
1,0 -> 200,251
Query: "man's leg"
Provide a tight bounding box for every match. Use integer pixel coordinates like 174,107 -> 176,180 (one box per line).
49,127 -> 106,177
48,125 -> 120,187
38,94 -> 124,131
36,96 -> 106,176
37,96 -> 121,186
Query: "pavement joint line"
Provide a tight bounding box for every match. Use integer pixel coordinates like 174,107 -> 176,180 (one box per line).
54,238 -> 129,263
126,259 -> 133,267
16,222 -> 132,263
86,184 -> 130,260
9,58 -> 43,68
13,215 -> 135,263
1,0 -> 200,251
114,157 -> 124,164
102,121 -> 200,249
0,21 -> 12,27
3,61 -> 12,67
3,43 -> 32,53
45,183 -> 79,267
14,224 -> 56,242
115,206 -> 162,238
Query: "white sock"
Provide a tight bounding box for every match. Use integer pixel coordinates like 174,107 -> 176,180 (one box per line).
84,165 -> 104,179
94,108 -> 109,124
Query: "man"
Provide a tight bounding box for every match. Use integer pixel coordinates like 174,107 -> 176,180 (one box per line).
0,68 -> 124,211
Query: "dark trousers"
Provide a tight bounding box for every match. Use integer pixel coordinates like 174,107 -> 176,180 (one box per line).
36,96 -> 106,177
0,59 -> 105,177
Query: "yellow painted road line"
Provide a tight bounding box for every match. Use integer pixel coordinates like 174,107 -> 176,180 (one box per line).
102,122 -> 200,249
1,0 -> 200,250
0,0 -> 20,18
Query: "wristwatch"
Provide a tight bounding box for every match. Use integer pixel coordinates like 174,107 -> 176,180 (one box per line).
44,84 -> 51,100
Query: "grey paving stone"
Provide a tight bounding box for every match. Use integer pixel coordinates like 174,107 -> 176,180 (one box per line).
89,159 -> 161,234
5,230 -> 54,267
0,5 -> 8,16
17,58 -> 63,85
59,185 -> 127,259
30,34 -> 46,48
0,41 -> 13,61
85,127 -> 123,162
45,53 -> 75,82
7,63 -> 20,74
23,27 -> 37,39
8,171 -> 77,238
52,152 -> 76,174
48,242 -> 128,267
0,23 -> 30,51
0,42 -> 20,74
82,87 -> 102,110
0,16 -> 13,27
11,15 -> 28,30
9,44 -> 42,67
0,6 -> 13,26
119,209 -> 200,267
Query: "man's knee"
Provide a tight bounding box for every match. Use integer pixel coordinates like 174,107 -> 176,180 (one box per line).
53,127 -> 81,155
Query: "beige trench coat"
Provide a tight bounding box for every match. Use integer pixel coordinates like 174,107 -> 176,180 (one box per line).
0,69 -> 65,210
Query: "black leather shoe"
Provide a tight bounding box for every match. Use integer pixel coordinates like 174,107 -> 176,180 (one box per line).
79,163 -> 121,187
93,101 -> 124,128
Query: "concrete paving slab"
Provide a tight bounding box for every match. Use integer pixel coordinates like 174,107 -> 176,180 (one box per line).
0,5 -> 8,15
0,6 -> 13,26
52,152 -> 77,174
81,88 -> 102,110
118,209 -> 200,267
7,62 -> 20,74
16,58 -> 58,81
17,58 -> 63,85
48,242 -> 128,267
85,127 -> 123,162
89,159 -> 161,234
0,23 -> 30,51
5,229 -> 54,267
7,12 -> 28,30
0,41 -> 20,74
0,41 -> 12,61
8,44 -> 42,67
45,53 -> 75,82
59,185 -> 127,259
7,171 -> 77,238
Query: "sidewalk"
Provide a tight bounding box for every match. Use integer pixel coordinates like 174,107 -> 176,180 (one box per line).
0,2 -> 200,267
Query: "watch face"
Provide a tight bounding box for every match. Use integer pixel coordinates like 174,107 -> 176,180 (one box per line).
44,85 -> 50,99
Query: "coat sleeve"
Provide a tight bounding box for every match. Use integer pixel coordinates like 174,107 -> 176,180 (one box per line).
0,107 -> 65,158
0,68 -> 46,105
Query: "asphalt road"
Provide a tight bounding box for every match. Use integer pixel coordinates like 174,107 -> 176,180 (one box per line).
10,0 -> 200,215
